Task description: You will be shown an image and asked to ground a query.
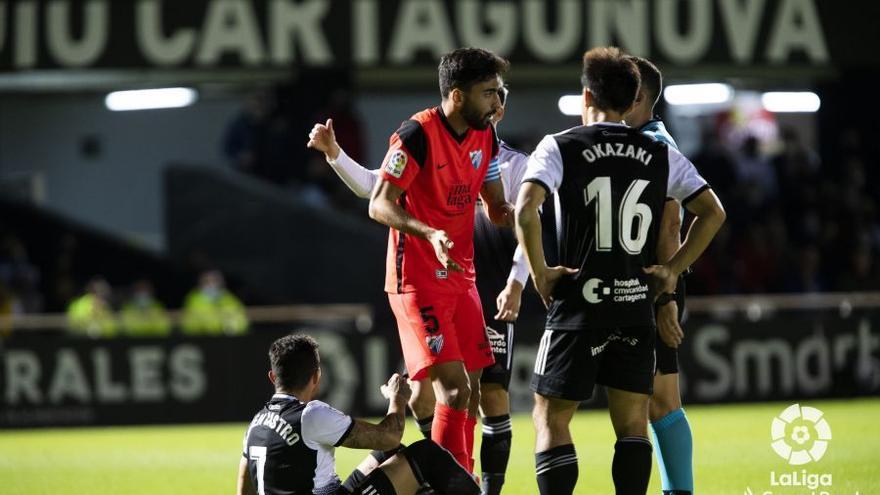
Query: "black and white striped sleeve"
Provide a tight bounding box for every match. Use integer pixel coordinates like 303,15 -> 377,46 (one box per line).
301,400 -> 354,448
522,135 -> 563,195
667,147 -> 710,206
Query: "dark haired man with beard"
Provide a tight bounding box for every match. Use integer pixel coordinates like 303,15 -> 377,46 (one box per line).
308,85 -> 527,494
367,47 -> 514,472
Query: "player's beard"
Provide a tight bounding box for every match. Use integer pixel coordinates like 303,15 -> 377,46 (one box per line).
462,100 -> 495,130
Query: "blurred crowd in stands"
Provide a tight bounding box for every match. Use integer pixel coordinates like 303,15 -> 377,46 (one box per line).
0,249 -> 248,337
220,84 -> 879,296
64,270 -> 247,338
687,125 -> 879,294
222,75 -> 368,212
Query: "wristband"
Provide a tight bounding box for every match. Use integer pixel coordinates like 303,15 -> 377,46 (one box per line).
655,292 -> 676,306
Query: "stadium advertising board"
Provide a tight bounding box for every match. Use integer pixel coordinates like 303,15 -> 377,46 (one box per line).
1,307 -> 878,427
0,0 -> 862,73
678,311 -> 879,403
0,336 -> 254,428
507,308 -> 880,411
0,327 -> 399,428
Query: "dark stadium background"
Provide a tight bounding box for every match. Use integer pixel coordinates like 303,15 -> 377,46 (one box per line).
0,0 -> 878,428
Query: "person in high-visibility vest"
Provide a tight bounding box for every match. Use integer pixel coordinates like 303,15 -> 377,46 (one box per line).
181,270 -> 248,335
0,282 -> 16,338
120,279 -> 171,337
67,277 -> 118,338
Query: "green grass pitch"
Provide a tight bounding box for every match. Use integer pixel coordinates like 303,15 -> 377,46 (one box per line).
2,399 -> 877,494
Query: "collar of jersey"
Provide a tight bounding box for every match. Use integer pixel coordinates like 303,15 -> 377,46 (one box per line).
638,116 -> 664,132
272,393 -> 299,402
588,121 -> 626,128
435,106 -> 469,143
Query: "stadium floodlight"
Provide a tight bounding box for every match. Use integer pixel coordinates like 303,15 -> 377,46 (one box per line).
558,94 -> 583,116
761,92 -> 821,113
105,87 -> 198,111
663,83 -> 733,106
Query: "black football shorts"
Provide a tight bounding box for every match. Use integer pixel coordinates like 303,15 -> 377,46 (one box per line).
480,322 -> 514,389
531,325 -> 656,401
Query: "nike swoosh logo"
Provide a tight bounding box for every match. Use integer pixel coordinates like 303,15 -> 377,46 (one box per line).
437,163 -> 448,169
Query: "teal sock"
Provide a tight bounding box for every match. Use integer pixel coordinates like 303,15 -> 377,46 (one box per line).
650,408 -> 694,494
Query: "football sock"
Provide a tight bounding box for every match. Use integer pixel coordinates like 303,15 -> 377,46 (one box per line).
374,445 -> 405,463
480,414 -> 512,495
342,444 -> 406,493
342,445 -> 405,492
613,437 -> 653,495
416,415 -> 434,440
465,414 -> 478,472
342,468 -> 367,493
651,408 -> 694,494
356,468 -> 397,495
432,403 -> 469,469
404,439 -> 480,495
535,444 -> 578,495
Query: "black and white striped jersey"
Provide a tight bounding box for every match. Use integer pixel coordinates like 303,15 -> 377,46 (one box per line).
522,122 -> 708,331
242,394 -> 354,495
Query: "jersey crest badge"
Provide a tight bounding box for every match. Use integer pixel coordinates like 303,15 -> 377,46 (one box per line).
469,150 -> 483,169
426,334 -> 444,355
385,150 -> 408,178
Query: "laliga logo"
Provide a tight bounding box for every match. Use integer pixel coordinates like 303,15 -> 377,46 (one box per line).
770,404 -> 832,465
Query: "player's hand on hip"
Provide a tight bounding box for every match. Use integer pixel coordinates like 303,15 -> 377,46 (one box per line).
427,229 -> 464,272
643,264 -> 678,296
535,266 -> 578,308
306,118 -> 341,160
495,280 -> 523,321
656,301 -> 683,348
380,373 -> 412,404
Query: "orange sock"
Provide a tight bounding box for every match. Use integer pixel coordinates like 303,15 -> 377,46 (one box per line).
432,403 -> 469,469
465,414 -> 478,472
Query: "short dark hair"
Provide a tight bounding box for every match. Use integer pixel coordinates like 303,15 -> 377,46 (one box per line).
628,56 -> 663,107
439,48 -> 510,98
580,47 -> 640,114
269,334 -> 320,391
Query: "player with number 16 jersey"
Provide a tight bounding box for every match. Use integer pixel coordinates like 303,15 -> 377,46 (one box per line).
517,47 -> 725,495
524,124 -> 708,335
